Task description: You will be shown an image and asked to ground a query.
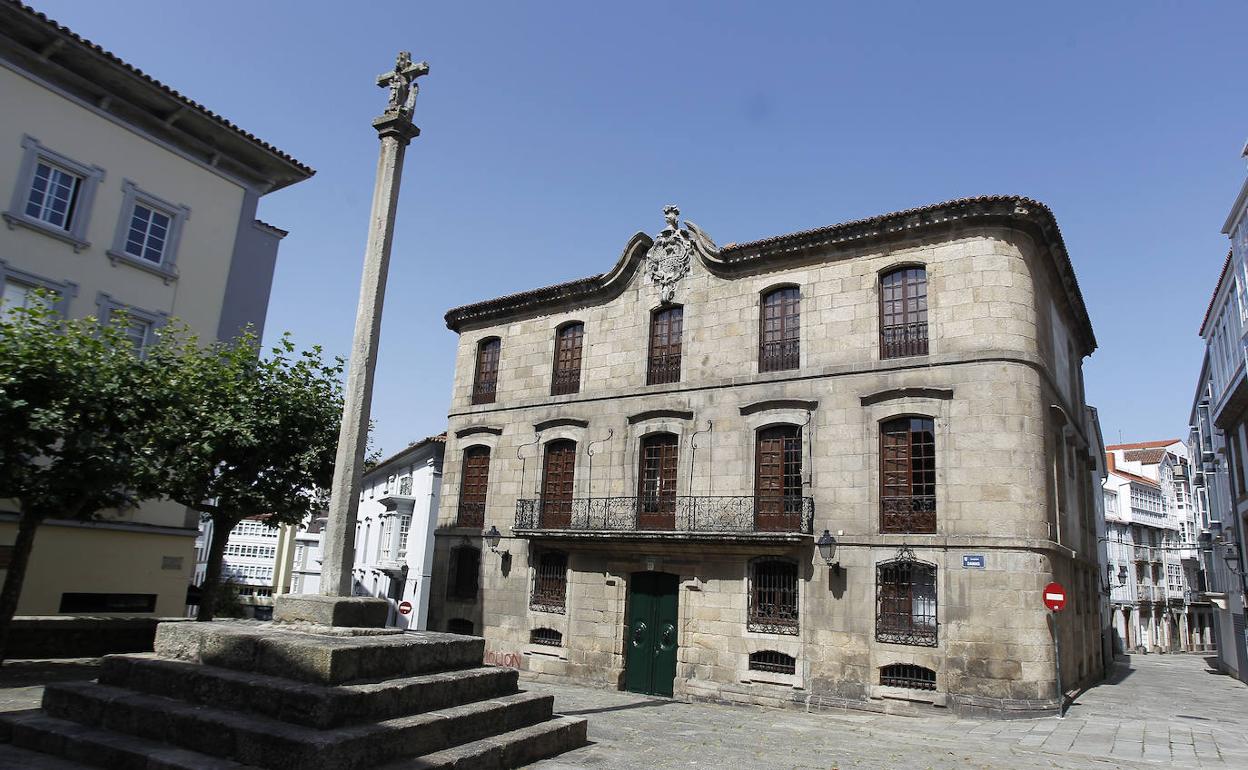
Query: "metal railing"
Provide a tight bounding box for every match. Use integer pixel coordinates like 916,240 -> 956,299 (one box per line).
515,495 -> 814,535
646,353 -> 681,385
759,339 -> 800,372
880,495 -> 937,534
456,502 -> 485,528
880,322 -> 928,359
471,378 -> 497,405
551,368 -> 580,396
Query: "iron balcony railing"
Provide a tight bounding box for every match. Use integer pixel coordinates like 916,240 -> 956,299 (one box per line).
759,339 -> 800,373
514,495 -> 814,535
471,378 -> 497,405
880,321 -> 928,359
551,368 -> 580,396
456,502 -> 486,528
880,495 -> 937,534
646,353 -> 681,385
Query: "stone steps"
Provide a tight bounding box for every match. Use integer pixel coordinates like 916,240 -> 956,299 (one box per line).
99,652 -> 521,729
1,619 -> 587,769
34,680 -> 553,769
0,742 -> 97,769
377,715 -> 589,770
1,710 -> 250,769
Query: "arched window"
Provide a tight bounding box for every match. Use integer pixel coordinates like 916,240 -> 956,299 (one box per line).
876,549 -> 937,647
748,558 -> 799,634
880,417 -> 936,533
551,322 -> 584,395
748,650 -> 796,675
540,440 -> 577,529
759,286 -> 800,372
638,433 -> 678,530
530,627 -> 563,647
458,446 -> 491,527
880,663 -> 936,690
647,305 -> 683,385
531,551 -> 568,612
880,266 -> 928,359
447,618 -> 474,635
755,425 -> 803,531
472,337 -> 501,404
446,545 -> 480,602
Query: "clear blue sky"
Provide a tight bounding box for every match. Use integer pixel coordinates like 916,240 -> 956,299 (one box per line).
35,0 -> 1248,456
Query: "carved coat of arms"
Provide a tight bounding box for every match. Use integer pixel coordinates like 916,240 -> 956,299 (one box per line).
645,205 -> 719,303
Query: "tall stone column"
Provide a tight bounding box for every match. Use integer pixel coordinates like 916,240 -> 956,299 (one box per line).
276,53 -> 427,628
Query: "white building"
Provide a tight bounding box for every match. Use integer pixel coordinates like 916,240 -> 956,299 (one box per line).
1101,440 -> 1212,653
192,516 -> 295,620
286,435 -> 446,629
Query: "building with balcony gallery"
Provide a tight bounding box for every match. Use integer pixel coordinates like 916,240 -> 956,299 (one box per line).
430,196 -> 1102,717
1101,441 -> 1211,655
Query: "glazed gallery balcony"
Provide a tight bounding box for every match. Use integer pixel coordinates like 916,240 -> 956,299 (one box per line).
513,495 -> 815,540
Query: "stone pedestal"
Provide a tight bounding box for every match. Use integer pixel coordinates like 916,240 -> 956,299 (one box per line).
273,594 -> 390,628
0,620 -> 587,769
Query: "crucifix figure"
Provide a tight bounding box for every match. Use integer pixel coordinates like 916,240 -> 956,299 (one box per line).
378,51 -> 429,119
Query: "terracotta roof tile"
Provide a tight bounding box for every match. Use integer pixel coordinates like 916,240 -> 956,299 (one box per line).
6,1 -> 314,179
1199,250 -> 1234,337
1122,448 -> 1167,464
1106,439 -> 1181,450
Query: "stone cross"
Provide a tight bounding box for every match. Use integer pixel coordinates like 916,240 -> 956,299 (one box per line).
318,52 -> 429,602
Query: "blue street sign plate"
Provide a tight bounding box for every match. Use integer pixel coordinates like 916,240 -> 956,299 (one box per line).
962,554 -> 985,569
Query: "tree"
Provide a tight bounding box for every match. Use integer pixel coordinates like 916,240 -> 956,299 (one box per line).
0,300 -> 162,662
146,329 -> 343,621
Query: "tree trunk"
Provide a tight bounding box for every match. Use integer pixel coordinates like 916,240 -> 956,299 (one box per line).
196,516 -> 234,622
0,512 -> 44,664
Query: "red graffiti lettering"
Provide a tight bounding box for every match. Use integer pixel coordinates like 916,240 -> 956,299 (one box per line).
484,650 -> 523,669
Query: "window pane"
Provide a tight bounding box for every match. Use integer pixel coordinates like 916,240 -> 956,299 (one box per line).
125,204 -> 169,264
25,162 -> 80,230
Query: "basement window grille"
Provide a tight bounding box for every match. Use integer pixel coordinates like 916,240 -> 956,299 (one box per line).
748,650 -> 796,675
880,663 -> 936,691
530,627 -> 563,647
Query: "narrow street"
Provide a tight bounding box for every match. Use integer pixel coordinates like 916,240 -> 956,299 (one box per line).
526,653 -> 1248,769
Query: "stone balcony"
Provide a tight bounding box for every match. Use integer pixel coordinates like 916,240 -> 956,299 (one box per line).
513,495 -> 814,542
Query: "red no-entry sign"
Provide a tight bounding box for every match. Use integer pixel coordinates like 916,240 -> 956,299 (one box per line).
1043,582 -> 1067,612
398,601 -> 413,616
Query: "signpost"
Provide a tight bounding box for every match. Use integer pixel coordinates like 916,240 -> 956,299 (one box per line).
397,600 -> 413,616
1044,581 -> 1067,718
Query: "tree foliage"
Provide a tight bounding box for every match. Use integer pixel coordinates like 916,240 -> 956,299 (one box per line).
0,300 -> 164,660
145,328 -> 343,621
0,300 -> 345,652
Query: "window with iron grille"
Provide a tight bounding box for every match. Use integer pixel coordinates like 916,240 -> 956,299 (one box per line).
551,322 -> 584,395
749,558 -> 799,634
647,306 -> 683,385
880,663 -> 936,690
876,551 -> 937,646
880,416 -> 936,533
880,266 -> 928,359
530,627 -> 563,646
458,446 -> 490,527
446,546 -> 480,602
531,551 -> 568,612
471,337 -> 501,404
748,650 -> 796,675
447,618 -> 474,635
759,286 -> 800,372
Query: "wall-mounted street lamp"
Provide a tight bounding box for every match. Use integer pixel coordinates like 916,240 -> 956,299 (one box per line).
1117,565 -> 1128,586
485,525 -> 509,557
816,530 -> 841,576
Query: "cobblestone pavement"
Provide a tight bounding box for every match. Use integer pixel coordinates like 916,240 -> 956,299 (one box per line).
528,653 -> 1248,769
0,654 -> 1243,768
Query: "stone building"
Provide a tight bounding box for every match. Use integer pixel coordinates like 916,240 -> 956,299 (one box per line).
429,196 -> 1102,716
0,2 -> 312,617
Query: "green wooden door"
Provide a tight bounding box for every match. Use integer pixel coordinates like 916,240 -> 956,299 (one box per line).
625,571 -> 679,696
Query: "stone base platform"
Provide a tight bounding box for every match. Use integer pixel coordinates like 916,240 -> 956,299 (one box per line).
0,620 -> 587,769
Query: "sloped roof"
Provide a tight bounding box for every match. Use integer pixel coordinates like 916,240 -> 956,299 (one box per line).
443,195 -> 1097,357
367,433 -> 446,476
1123,447 -> 1168,465
1106,439 -> 1181,451
1,1 -> 314,191
1198,250 -> 1234,337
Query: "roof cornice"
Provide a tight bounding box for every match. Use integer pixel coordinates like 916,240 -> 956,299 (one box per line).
444,195 -> 1097,356
0,1 -> 314,192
